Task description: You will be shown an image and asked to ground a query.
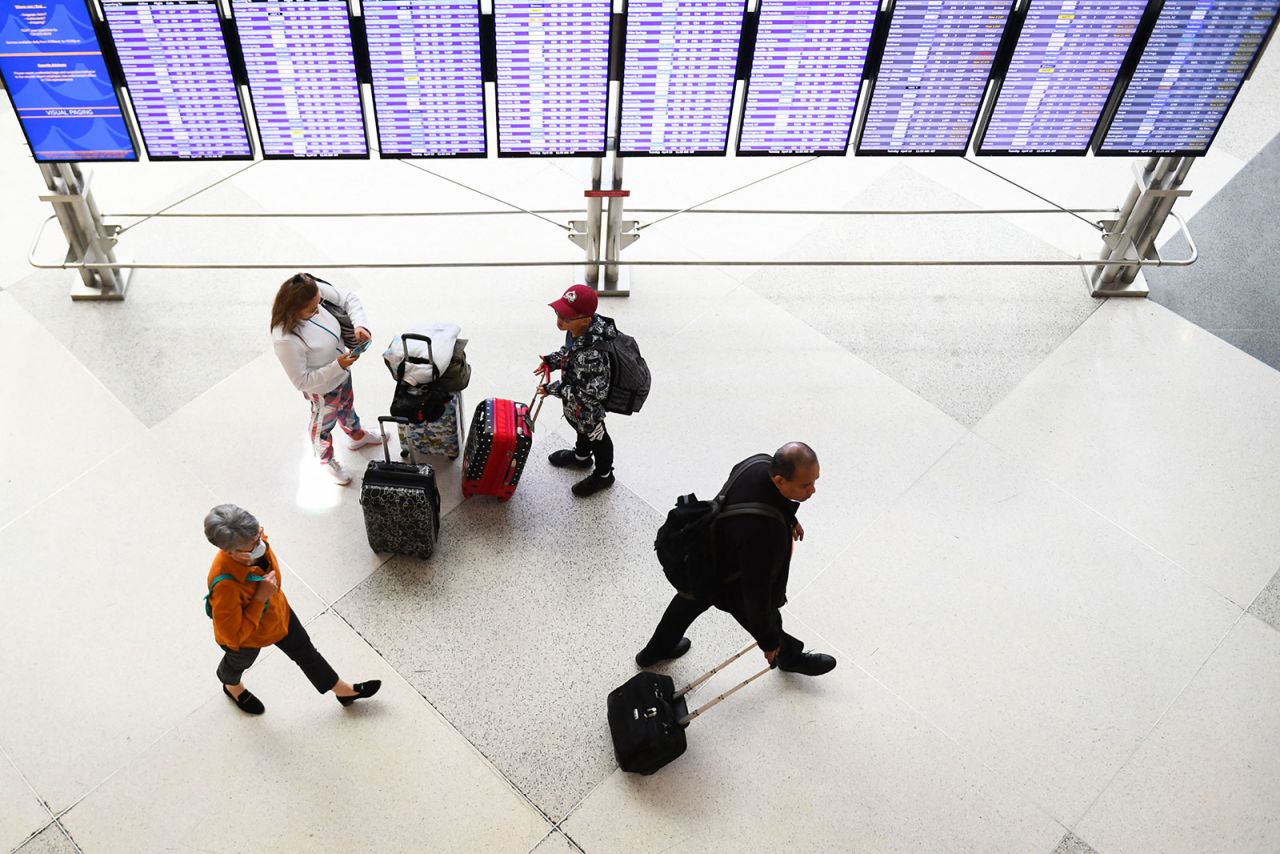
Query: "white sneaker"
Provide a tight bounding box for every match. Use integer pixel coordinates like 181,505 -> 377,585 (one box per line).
348,429 -> 383,450
325,459 -> 353,485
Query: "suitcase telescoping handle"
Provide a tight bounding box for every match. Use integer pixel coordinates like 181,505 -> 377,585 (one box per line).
377,415 -> 409,464
674,642 -> 773,727
398,333 -> 439,383
528,364 -> 551,426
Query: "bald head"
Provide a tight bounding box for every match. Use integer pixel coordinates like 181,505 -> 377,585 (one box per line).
769,442 -> 819,502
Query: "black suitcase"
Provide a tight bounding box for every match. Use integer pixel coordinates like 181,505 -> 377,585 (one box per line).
360,417 -> 441,558
607,643 -> 771,775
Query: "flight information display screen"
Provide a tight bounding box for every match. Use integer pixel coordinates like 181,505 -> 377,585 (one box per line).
233,0 -> 367,158
364,0 -> 486,157
103,0 -> 252,160
494,0 -> 611,156
738,0 -> 879,155
0,0 -> 136,160
1098,0 -> 1280,155
858,0 -> 1012,154
978,0 -> 1148,154
619,0 -> 744,156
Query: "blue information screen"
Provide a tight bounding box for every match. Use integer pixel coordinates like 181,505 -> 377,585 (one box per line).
979,0 -> 1147,154
0,0 -> 136,160
103,0 -> 252,160
494,0 -> 611,156
858,0 -> 1012,154
619,0 -> 744,156
738,0 -> 879,155
364,0 -> 485,157
233,0 -> 367,158
1099,0 -> 1280,155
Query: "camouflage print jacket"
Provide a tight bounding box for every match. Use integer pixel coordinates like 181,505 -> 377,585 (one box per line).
541,314 -> 615,434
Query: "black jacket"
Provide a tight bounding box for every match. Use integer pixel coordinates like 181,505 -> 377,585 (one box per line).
542,315 -> 615,434
711,456 -> 799,651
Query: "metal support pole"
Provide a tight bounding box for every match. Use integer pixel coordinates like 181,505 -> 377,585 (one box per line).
568,157 -> 605,287
1089,156 -> 1192,298
601,154 -> 638,296
38,163 -> 131,300
1123,156 -> 1195,284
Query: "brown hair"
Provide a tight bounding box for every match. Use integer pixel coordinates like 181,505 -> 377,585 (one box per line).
271,273 -> 319,335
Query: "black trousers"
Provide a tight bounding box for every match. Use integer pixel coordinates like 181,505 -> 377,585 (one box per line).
573,422 -> 614,475
643,592 -> 804,661
216,609 -> 339,694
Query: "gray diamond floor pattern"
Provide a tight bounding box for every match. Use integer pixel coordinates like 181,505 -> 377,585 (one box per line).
741,165 -> 1103,427
1148,131 -> 1280,373
335,456 -> 744,820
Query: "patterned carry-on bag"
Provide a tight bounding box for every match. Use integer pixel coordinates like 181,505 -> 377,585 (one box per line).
360,416 -> 441,558
398,392 -> 464,462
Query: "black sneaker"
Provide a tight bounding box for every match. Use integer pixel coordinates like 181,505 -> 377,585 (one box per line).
549,449 -> 593,469
572,471 -> 615,497
635,637 -> 692,668
776,652 -> 837,677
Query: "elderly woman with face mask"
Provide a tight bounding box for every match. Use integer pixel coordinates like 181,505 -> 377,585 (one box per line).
203,504 -> 380,715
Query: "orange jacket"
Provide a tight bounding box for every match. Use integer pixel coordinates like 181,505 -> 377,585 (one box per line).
207,535 -> 291,650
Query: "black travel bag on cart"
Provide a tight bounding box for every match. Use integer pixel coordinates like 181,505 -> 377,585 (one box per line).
607,643 -> 772,775
359,416 -> 441,559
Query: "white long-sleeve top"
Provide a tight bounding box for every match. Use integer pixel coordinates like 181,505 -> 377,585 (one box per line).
271,280 -> 371,396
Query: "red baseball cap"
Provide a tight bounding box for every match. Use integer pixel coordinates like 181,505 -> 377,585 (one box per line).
549,284 -> 599,320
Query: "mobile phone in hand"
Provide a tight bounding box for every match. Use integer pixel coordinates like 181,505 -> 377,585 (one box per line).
348,339 -> 371,357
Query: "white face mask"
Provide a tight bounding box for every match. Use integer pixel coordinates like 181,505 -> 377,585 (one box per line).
246,540 -> 267,561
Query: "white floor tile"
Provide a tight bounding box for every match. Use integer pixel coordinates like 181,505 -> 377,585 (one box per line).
789,433 -> 1241,824
0,292 -> 146,529
529,829 -> 579,853
1075,615 -> 1280,854
0,754 -> 50,853
975,299 -> 1280,607
0,433 -> 323,812
0,101 -> 48,292
563,616 -> 1064,854
608,283 -> 965,587
61,614 -> 550,853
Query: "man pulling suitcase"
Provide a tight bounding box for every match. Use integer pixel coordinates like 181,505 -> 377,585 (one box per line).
638,442 -> 837,676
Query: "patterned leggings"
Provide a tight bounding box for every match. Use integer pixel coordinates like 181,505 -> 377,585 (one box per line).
304,376 -> 362,464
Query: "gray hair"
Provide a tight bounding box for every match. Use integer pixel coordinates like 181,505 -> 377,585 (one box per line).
203,504 -> 260,551
769,442 -> 819,481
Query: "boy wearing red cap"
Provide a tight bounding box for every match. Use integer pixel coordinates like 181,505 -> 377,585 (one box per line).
537,284 -> 617,497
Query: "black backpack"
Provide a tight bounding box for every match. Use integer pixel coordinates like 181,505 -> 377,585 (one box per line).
593,329 -> 651,415
653,455 -> 789,599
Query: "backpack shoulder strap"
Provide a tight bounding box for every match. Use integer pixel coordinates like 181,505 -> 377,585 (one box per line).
204,572 -> 267,617
715,454 -> 773,505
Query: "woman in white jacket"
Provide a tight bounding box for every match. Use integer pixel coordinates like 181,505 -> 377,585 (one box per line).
270,273 -> 382,485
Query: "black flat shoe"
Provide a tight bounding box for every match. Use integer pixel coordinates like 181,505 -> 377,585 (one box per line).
635,637 -> 692,669
223,685 -> 265,715
776,652 -> 837,677
337,680 -> 382,707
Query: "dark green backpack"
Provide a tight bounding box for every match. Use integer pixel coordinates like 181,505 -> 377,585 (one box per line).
204,572 -> 266,618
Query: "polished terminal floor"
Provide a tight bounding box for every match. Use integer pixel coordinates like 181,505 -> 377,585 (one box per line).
3,51 -> 1280,854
